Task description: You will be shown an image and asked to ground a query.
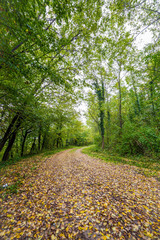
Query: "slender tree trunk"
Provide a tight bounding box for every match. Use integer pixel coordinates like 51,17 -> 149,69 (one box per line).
102,135 -> 105,149
131,73 -> 141,115
118,79 -> 122,129
118,65 -> 122,135
42,133 -> 47,150
100,109 -> 105,149
106,111 -> 110,145
30,137 -> 36,154
99,80 -> 105,149
134,87 -> 141,115
56,138 -> 59,148
106,92 -> 110,145
21,130 -> 29,157
150,78 -> 155,116
10,150 -> 13,159
38,125 -> 41,151
0,113 -> 20,151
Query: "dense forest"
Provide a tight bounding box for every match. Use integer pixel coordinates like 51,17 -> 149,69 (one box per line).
0,0 -> 160,162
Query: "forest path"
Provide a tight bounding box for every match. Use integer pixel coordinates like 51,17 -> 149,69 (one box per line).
1,148 -> 160,239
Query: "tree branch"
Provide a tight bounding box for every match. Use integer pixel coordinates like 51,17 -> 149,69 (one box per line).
141,7 -> 160,15
11,40 -> 27,52
133,17 -> 160,41
0,17 -> 57,70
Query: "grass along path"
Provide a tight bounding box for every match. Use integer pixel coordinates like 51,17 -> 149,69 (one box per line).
82,146 -> 160,180
0,148 -> 160,239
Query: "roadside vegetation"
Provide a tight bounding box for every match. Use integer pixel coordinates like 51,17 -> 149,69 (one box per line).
82,145 -> 160,180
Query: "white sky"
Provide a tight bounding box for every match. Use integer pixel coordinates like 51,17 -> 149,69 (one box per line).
136,30 -> 153,50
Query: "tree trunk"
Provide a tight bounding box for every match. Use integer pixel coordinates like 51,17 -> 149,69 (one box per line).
100,109 -> 105,149
100,80 -> 105,149
21,130 -> 29,157
106,91 -> 110,145
2,116 -> 22,161
0,113 -> 20,152
150,79 -> 155,116
118,65 -> 122,135
106,110 -> 110,145
30,137 -> 36,154
56,137 -> 59,148
2,132 -> 17,161
41,133 -> 47,150
102,135 -> 105,149
38,125 -> 41,151
131,73 -> 141,115
94,78 -> 105,149
10,151 -> 13,159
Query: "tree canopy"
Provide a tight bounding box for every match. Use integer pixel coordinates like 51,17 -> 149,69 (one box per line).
0,0 -> 160,161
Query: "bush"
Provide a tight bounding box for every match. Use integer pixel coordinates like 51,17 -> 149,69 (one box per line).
119,121 -> 160,155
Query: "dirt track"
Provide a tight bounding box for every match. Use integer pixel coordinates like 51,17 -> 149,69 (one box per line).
0,148 -> 160,239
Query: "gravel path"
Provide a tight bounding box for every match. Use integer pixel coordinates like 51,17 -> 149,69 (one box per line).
0,149 -> 160,239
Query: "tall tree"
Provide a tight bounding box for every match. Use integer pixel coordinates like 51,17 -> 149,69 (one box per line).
0,0 -> 103,160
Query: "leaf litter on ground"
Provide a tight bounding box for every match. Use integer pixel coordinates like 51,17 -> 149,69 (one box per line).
0,149 -> 160,239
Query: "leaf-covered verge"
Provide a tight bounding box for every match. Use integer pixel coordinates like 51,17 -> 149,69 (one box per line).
0,146 -> 78,196
0,148 -> 160,239
82,146 -> 160,180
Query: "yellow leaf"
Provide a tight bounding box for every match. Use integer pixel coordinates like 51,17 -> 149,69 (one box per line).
144,232 -> 153,238
70,209 -> 73,214
59,233 -> 65,237
51,235 -> 57,240
78,226 -> 84,231
101,236 -> 108,240
0,231 -> 5,237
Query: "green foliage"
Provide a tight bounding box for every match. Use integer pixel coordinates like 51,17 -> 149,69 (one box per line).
85,0 -> 160,157
119,121 -> 160,155
0,0 -> 160,161
0,0 -> 102,161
